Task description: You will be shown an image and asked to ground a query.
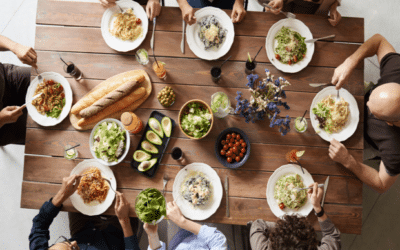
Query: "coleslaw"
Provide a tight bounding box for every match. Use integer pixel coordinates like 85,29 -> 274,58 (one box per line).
274,174 -> 307,210
274,26 -> 307,65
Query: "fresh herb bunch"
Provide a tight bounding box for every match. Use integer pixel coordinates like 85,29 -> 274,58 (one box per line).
235,69 -> 291,135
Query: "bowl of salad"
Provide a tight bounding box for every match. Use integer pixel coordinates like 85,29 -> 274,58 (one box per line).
135,188 -> 166,225
179,99 -> 214,140
89,118 -> 130,166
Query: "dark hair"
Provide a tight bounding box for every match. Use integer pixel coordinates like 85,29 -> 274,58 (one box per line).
269,214 -> 318,250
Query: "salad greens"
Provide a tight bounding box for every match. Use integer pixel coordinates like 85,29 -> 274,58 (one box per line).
135,188 -> 166,224
274,174 -> 307,210
181,102 -> 212,138
274,26 -> 307,65
92,121 -> 126,162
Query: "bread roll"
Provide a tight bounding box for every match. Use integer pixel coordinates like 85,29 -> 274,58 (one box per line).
71,73 -> 145,114
77,87 -> 146,127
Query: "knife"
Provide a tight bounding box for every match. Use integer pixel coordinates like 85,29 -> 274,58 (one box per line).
321,176 -> 330,207
305,34 -> 335,43
225,176 -> 229,217
150,17 -> 156,51
181,20 -> 186,54
309,83 -> 334,88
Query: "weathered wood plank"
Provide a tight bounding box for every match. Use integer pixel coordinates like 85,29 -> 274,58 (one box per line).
36,1 -> 364,43
21,181 -> 362,234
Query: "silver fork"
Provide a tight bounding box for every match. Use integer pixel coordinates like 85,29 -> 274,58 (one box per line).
162,174 -> 170,195
103,178 -> 116,193
294,183 -> 324,192
263,3 -> 296,19
34,68 -> 43,82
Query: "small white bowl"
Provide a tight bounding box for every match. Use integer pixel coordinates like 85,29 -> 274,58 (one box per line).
89,118 -> 130,166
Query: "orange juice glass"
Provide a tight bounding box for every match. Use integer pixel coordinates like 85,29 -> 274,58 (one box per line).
153,62 -> 167,80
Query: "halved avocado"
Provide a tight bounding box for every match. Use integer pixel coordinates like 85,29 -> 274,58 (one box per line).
133,150 -> 151,162
161,117 -> 172,138
149,117 -> 164,138
146,130 -> 162,145
141,140 -> 159,154
138,158 -> 157,172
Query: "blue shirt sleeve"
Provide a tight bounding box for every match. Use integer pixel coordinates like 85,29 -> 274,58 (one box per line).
124,235 -> 141,250
146,241 -> 166,250
29,199 -> 62,250
196,225 -> 228,250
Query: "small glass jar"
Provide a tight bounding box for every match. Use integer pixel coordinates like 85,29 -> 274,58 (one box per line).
294,117 -> 308,133
64,144 -> 78,160
121,112 -> 143,134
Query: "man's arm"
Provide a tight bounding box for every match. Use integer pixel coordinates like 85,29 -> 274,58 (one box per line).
0,35 -> 37,67
332,34 -> 396,89
232,0 -> 246,23
176,0 -> 196,25
329,139 -> 398,193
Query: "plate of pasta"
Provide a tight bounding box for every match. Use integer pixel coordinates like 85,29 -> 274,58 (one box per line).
172,162 -> 223,220
310,86 -> 359,142
101,1 -> 148,52
266,164 -> 314,218
26,72 -> 72,126
70,159 -> 117,216
186,7 -> 234,60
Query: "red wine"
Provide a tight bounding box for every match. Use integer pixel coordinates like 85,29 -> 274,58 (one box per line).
172,147 -> 183,160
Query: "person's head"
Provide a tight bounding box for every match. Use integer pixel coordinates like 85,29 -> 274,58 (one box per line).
367,83 -> 400,126
269,214 -> 318,250
48,236 -> 79,250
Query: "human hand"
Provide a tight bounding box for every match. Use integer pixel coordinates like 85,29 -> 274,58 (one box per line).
181,4 -> 196,25
328,2 -> 341,27
0,106 -> 24,127
115,191 -> 131,223
146,0 -> 161,20
167,201 -> 185,226
99,0 -> 117,8
12,43 -> 37,68
331,57 -> 357,89
329,139 -> 355,168
52,175 -> 81,207
307,182 -> 323,212
144,223 -> 158,236
231,1 -> 246,23
264,0 -> 283,15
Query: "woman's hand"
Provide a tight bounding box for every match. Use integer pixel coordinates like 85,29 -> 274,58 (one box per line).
146,0 -> 161,20
264,0 -> 283,15
231,1 -> 246,23
144,223 -> 158,236
99,0 -> 117,8
166,201 -> 186,226
115,191 -> 131,223
328,2 -> 341,26
52,175 -> 81,207
307,182 -> 323,212
12,43 -> 37,68
181,4 -> 196,25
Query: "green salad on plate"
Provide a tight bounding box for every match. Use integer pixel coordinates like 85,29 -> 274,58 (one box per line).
274,26 -> 307,65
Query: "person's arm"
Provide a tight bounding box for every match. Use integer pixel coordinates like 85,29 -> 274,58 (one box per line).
249,219 -> 274,250
264,0 -> 284,15
328,1 -> 341,27
0,106 -> 24,129
177,0 -> 196,25
144,223 -> 165,250
332,34 -> 396,89
231,0 -> 246,23
0,35 -> 37,67
329,139 -> 399,193
146,0 -> 161,20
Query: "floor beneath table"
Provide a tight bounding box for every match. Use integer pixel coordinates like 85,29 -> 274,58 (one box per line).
1,0 -> 400,249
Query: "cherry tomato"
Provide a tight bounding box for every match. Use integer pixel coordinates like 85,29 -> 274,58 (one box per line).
232,146 -> 237,152
226,151 -> 232,157
227,134 -> 231,140
231,154 -> 237,159
279,203 -> 285,210
239,153 -> 244,158
236,134 -> 241,140
239,139 -> 244,144
231,133 -> 236,138
293,55 -> 298,63
223,145 -> 228,150
235,156 -> 241,162
221,140 -> 226,145
241,148 -> 246,153
302,54 -> 306,58
288,60 -> 292,65
285,46 -> 291,52
136,18 -> 142,25
48,80 -> 55,85
230,138 -> 235,143
226,139 -> 230,144
275,54 -> 280,60
235,141 -> 240,147
61,93 -> 65,98
228,143 -> 233,148
241,142 -> 247,148
227,157 -> 232,163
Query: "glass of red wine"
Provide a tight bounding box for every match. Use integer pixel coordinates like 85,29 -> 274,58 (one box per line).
171,147 -> 183,161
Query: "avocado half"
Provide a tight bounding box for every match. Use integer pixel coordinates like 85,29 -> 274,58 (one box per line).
161,117 -> 172,137
133,150 -> 151,162
146,130 -> 162,145
149,118 -> 164,138
141,140 -> 159,154
138,158 -> 157,172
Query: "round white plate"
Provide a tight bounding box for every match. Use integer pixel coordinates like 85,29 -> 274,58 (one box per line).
173,162 -> 223,221
70,159 -> 117,216
266,18 -> 314,73
26,72 -> 72,126
89,118 -> 130,166
310,86 -> 359,142
101,1 -> 149,52
266,164 -> 314,218
186,7 -> 235,61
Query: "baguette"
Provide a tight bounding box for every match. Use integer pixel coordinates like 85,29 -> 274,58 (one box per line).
71,74 -> 145,114
77,87 -> 146,127
79,80 -> 137,118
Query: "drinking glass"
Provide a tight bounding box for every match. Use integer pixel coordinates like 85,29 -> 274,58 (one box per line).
63,62 -> 83,80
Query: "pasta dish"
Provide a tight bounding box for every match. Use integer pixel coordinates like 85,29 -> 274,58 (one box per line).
198,15 -> 227,50
77,167 -> 109,204
274,26 -> 307,65
274,174 -> 307,210
31,79 -> 65,118
109,8 -> 143,41
312,95 -> 350,133
181,171 -> 212,206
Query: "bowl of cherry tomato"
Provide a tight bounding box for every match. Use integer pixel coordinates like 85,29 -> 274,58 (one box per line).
215,127 -> 250,168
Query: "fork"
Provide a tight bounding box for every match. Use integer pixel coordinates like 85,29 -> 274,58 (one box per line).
103,178 -> 116,193
294,183 -> 324,192
34,68 -> 43,82
263,3 -> 296,19
162,174 -> 170,195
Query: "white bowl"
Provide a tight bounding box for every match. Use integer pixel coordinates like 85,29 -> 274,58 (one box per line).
89,118 -> 130,166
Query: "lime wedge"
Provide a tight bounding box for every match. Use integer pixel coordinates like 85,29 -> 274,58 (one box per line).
247,52 -> 252,63
296,150 -> 305,158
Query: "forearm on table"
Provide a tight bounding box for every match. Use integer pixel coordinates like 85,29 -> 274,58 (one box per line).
0,35 -> 18,52
177,0 -> 190,9
177,218 -> 202,235
348,34 -> 394,65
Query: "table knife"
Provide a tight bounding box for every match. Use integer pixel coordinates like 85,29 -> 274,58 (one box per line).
321,176 -> 330,207
309,83 -> 334,88
305,34 -> 335,43
225,176 -> 229,217
181,20 -> 186,54
150,17 -> 156,51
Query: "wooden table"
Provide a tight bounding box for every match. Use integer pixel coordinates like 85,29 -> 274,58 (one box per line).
22,0 -> 364,234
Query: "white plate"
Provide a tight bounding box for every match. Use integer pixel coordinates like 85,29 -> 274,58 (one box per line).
310,86 -> 359,142
266,18 -> 314,73
70,159 -> 117,216
186,7 -> 235,61
172,162 -> 223,221
89,118 -> 130,166
26,72 -> 73,126
266,164 -> 314,218
101,1 -> 149,52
